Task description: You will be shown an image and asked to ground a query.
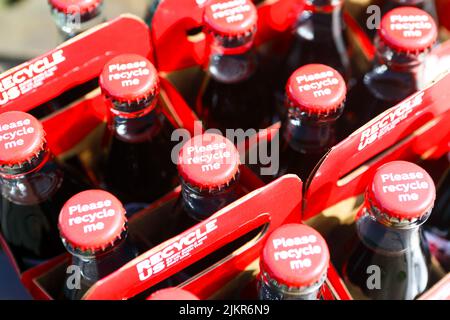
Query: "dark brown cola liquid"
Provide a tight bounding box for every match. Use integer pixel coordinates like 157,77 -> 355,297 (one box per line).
252,111 -> 338,185
163,181 -> 260,285
103,107 -> 178,215
338,49 -> 422,139
0,159 -> 88,270
63,237 -> 138,300
198,51 -> 273,132
273,5 -> 351,110
343,213 -> 432,300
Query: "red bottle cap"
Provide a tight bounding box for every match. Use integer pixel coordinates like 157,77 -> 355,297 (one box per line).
379,7 -> 437,53
178,133 -> 240,190
261,224 -> 330,289
58,190 -> 127,253
147,288 -> 199,300
99,54 -> 159,105
48,0 -> 102,14
0,111 -> 46,168
203,0 -> 258,38
367,161 -> 436,221
286,64 -> 347,116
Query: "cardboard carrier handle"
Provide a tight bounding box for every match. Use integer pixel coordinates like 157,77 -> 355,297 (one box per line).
0,14 -> 153,114
304,71 -> 450,219
150,0 -> 304,72
83,174 -> 302,300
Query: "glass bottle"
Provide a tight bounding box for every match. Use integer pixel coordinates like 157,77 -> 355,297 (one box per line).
0,111 -> 88,269
99,54 -> 178,215
58,189 -> 138,300
258,223 -> 330,300
197,0 -> 273,132
343,161 -> 436,300
339,7 -> 437,139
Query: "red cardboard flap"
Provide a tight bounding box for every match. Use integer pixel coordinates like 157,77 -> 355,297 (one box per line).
0,14 -> 152,113
42,93 -> 106,156
151,0 -> 304,72
83,174 -> 302,300
303,72 -> 450,219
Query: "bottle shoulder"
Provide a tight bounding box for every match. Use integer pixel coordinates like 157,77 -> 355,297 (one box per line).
208,52 -> 259,84
363,65 -> 417,102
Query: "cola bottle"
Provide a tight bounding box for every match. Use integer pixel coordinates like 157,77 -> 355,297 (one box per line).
147,287 -> 199,300
258,224 -> 330,300
99,54 -> 178,215
0,111 -> 88,269
197,0 -> 273,132
340,7 -> 437,139
170,133 -> 243,238
48,0 -> 105,41
263,64 -> 346,183
58,189 -> 137,300
343,161 -> 436,300
274,0 -> 351,111
163,133 -> 249,283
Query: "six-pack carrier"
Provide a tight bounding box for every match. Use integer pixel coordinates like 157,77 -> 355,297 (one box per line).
0,0 -> 449,301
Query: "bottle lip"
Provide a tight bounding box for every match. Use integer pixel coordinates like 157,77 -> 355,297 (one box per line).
203,0 -> 258,38
147,288 -> 200,300
378,7 -> 437,54
366,161 -> 436,222
58,190 -> 128,253
99,54 -> 160,106
0,111 -> 47,170
48,0 -> 103,15
260,224 -> 330,289
177,133 -> 240,191
286,64 -> 347,116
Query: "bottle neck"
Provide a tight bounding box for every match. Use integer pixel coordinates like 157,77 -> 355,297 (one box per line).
180,178 -> 239,222
51,5 -> 105,40
374,38 -> 427,74
356,206 -> 429,254
281,108 -> 340,154
0,150 -> 63,206
207,34 -> 258,84
109,102 -> 163,144
297,1 -> 345,35
259,271 -> 324,300
66,233 -> 136,285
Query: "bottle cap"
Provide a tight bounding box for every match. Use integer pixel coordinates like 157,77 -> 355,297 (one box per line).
203,0 -> 258,38
99,54 -> 159,107
367,161 -> 436,221
178,133 -> 240,191
0,111 -> 46,171
58,190 -> 127,253
286,64 -> 347,116
379,7 -> 437,53
48,0 -> 102,15
147,288 -> 199,300
260,224 -> 329,289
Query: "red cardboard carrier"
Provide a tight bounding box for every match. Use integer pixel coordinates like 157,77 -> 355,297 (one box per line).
0,0 -> 449,300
